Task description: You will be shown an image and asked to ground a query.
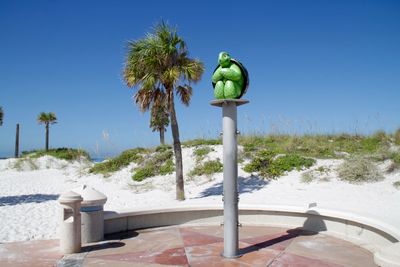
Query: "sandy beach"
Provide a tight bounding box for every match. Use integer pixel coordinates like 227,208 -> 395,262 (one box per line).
0,145 -> 399,242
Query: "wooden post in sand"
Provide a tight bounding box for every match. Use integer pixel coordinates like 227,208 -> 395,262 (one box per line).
15,123 -> 19,158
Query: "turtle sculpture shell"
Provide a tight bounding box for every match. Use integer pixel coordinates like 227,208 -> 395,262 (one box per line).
212,58 -> 249,99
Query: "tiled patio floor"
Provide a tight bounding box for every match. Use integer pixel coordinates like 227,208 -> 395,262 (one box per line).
0,225 -> 377,267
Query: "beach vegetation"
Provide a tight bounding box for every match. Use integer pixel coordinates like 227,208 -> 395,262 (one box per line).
182,138 -> 221,147
89,148 -> 146,174
386,152 -> 400,173
394,128 -> 400,145
155,144 -> 172,152
37,112 -> 57,151
301,171 -> 316,183
239,133 -> 391,160
132,165 -> 156,181
22,148 -> 90,161
193,146 -> 214,162
189,159 -> 223,177
243,149 -> 315,179
393,181 -> 400,190
13,158 -> 39,171
337,156 -> 383,183
132,146 -> 175,181
301,166 -> 331,183
123,21 -> 204,200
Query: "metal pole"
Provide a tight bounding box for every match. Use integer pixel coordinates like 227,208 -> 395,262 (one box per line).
210,99 -> 248,259
222,101 -> 239,258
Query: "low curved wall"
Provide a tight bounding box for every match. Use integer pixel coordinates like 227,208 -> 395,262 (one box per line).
104,205 -> 400,253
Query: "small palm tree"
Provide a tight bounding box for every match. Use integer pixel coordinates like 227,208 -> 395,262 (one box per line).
0,106 -> 3,126
124,22 -> 204,200
37,112 -> 57,151
150,100 -> 169,145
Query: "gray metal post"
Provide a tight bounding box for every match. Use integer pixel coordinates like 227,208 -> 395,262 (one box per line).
210,99 -> 248,258
222,101 -> 239,258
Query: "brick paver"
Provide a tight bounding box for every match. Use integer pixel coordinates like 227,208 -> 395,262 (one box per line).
0,225 -> 377,266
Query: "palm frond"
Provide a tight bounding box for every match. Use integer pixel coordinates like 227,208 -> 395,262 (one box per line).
176,85 -> 192,106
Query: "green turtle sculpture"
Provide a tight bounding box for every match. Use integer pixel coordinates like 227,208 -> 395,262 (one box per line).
212,52 -> 249,99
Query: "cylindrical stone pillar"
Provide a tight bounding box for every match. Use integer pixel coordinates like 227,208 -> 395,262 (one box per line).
58,191 -> 83,254
211,99 -> 249,258
72,185 -> 107,244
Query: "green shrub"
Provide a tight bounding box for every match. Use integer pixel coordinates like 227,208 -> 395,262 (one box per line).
182,138 -> 221,147
386,152 -> 400,173
393,181 -> 400,190
266,154 -> 315,178
131,146 -> 175,181
394,129 -> 400,145
89,148 -> 146,174
391,153 -> 400,165
301,171 -> 316,183
159,159 -> 175,175
155,145 -> 172,152
243,149 -> 315,179
337,157 -> 383,183
154,150 -> 173,163
193,146 -> 214,161
243,150 -> 276,173
238,133 -> 391,160
189,160 -> 223,177
13,158 -> 39,171
22,148 -> 90,161
132,165 -> 156,181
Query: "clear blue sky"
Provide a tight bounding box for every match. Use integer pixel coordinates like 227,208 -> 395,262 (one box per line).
1,0 -> 399,158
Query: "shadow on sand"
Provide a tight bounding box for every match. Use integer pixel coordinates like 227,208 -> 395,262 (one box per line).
239,210 -> 327,255
195,175 -> 268,198
0,194 -> 59,206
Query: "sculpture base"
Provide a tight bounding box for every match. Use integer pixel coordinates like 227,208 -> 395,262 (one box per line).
210,99 -> 249,107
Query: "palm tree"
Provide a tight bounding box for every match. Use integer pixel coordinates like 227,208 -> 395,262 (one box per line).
124,22 -> 204,200
37,112 -> 57,151
0,106 -> 3,126
150,99 -> 169,145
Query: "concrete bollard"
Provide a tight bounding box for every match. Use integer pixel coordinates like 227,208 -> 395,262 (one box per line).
58,191 -> 83,254
73,185 -> 107,244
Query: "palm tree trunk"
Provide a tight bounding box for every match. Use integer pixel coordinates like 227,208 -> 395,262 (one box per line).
45,123 -> 49,151
168,90 -> 185,200
160,128 -> 165,145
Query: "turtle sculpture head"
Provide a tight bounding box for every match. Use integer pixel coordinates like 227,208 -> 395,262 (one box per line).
212,51 -> 249,99
218,52 -> 231,68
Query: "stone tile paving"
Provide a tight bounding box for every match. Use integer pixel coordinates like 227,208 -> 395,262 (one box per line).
0,225 -> 378,267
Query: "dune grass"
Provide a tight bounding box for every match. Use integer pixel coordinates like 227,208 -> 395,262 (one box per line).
394,128 -> 400,145
22,148 -> 90,161
132,146 -> 175,181
238,132 -> 391,160
89,148 -> 147,174
243,150 -> 315,179
182,138 -> 221,147
193,146 -> 214,162
337,156 -> 383,183
188,159 -> 223,177
393,181 -> 400,190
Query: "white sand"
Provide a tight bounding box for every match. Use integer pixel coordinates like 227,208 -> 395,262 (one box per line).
0,146 -> 399,242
